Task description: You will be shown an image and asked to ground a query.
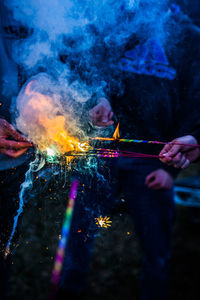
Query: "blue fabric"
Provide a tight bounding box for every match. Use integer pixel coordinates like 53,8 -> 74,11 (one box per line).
60,158 -> 175,299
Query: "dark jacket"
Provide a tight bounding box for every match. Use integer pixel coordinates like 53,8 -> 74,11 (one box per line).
109,12 -> 200,155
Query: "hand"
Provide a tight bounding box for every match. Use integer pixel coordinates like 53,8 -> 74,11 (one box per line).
145,169 -> 174,190
0,118 -> 32,158
159,135 -> 200,169
88,98 -> 114,127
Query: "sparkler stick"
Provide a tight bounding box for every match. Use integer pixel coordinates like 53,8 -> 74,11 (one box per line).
90,122 -> 200,148
91,137 -> 200,148
63,148 -> 162,159
49,180 -> 79,298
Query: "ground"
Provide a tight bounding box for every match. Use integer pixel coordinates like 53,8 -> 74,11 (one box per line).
8,164 -> 200,300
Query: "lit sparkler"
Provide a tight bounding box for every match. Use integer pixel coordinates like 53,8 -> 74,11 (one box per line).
91,123 -> 200,148
51,180 -> 79,287
95,216 -> 112,228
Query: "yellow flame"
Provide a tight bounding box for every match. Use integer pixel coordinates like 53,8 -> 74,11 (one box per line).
18,80 -> 90,158
113,122 -> 120,139
93,123 -> 120,142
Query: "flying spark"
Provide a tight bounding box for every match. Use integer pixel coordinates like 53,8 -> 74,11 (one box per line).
95,216 -> 112,228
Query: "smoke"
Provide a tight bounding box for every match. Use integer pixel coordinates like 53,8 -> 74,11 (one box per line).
3,0 -> 175,254
1,0 -> 173,149
5,154 -> 45,254
3,0 -> 170,95
15,73 -> 90,153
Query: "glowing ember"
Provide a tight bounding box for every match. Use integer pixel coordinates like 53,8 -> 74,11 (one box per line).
46,147 -> 57,157
95,216 -> 112,228
4,247 -> 11,259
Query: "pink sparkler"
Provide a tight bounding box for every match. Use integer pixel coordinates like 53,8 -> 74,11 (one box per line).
49,180 -> 79,299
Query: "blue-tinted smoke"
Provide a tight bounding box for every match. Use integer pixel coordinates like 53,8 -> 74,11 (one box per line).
4,0 -> 171,97
6,154 -> 45,253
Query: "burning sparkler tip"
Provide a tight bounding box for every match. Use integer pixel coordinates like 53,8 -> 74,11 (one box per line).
95,216 -> 112,228
4,247 -> 11,259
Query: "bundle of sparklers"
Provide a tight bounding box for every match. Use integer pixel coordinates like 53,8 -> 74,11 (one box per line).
60,123 -> 200,161
63,148 -> 161,159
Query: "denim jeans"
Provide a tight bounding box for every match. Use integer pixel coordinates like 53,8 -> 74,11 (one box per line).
60,158 -> 175,300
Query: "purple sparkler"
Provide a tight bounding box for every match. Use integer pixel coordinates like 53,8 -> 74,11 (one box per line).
49,180 -> 79,298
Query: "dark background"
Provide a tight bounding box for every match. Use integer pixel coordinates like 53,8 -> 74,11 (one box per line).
1,1 -> 200,299
8,163 -> 200,300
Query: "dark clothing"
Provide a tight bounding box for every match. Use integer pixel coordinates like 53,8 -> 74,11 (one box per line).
192,126 -> 200,144
60,10 -> 200,300
110,21 -> 200,154
60,158 -> 175,300
176,0 -> 200,27
0,162 -> 29,299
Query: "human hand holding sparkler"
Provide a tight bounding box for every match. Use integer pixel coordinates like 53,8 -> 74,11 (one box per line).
145,169 -> 174,190
159,135 -> 200,169
0,118 -> 32,158
89,97 -> 114,127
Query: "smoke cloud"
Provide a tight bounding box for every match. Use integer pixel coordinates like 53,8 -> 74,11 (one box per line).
4,0 -> 170,82
2,0 -> 172,149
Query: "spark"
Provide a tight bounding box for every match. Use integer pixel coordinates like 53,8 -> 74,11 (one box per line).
4,247 -> 11,259
46,147 -> 56,157
95,216 -> 112,228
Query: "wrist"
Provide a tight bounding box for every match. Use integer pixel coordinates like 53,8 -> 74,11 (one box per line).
186,135 -> 198,145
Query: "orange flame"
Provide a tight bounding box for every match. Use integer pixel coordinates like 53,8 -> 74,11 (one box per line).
17,80 -> 89,156
113,122 -> 120,139
92,122 -> 120,142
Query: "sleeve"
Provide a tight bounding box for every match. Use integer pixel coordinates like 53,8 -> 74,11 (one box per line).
174,23 -> 200,141
190,126 -> 200,144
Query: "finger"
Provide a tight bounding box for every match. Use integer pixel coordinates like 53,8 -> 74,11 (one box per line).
159,143 -> 173,156
167,144 -> 182,157
95,120 -> 114,127
101,106 -> 110,122
0,148 -> 28,158
170,152 -> 183,166
5,123 -> 30,142
145,172 -> 156,185
159,156 -> 173,164
108,111 -> 114,120
0,139 -> 33,149
174,155 -> 187,168
162,152 -> 181,166
181,159 -> 190,169
147,181 -> 161,189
